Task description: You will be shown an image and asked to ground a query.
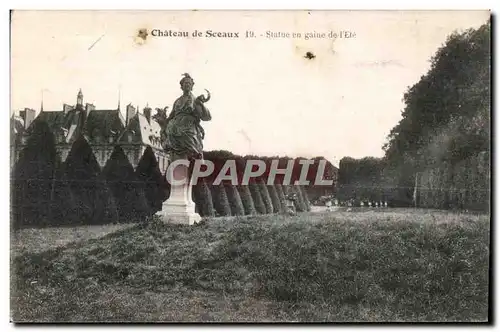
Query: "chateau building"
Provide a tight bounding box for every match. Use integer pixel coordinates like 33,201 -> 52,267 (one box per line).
10,90 -> 169,173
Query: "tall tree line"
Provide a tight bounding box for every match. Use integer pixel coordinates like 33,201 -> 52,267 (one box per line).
12,129 -> 323,227
338,20 -> 490,210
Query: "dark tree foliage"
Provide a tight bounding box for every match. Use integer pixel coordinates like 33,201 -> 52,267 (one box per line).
338,157 -> 388,204
135,147 -> 169,214
103,146 -> 150,221
237,184 -> 257,215
193,178 -> 215,217
304,157 -> 338,200
382,21 -> 490,207
63,135 -> 118,225
202,150 -> 337,213
50,165 -> 79,226
292,185 -> 307,212
300,185 -> 312,211
203,150 -> 237,185
257,178 -> 274,214
210,183 -> 232,217
224,182 -> 245,216
275,183 -> 288,212
11,120 -> 65,228
249,179 -> 266,214
267,184 -> 282,213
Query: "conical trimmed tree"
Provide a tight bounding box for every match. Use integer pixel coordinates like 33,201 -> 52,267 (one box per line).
103,146 -> 150,221
135,147 -> 169,214
267,184 -> 282,213
292,185 -> 307,212
275,183 -> 288,213
50,163 -> 78,226
12,120 -> 62,228
64,135 -> 118,225
225,182 -> 245,216
193,178 -> 216,217
300,185 -> 312,212
238,184 -> 257,215
284,184 -> 296,196
249,179 -> 266,214
210,183 -> 232,216
257,178 -> 274,214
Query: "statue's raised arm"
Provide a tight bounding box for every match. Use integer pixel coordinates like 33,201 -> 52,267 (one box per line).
163,73 -> 212,159
194,89 -> 212,121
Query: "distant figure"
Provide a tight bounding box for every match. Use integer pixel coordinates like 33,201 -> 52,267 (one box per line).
368,201 -> 372,207
360,201 -> 364,207
286,193 -> 297,215
325,200 -> 332,211
384,201 -> 388,208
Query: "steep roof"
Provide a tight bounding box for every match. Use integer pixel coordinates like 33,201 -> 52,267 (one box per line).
84,109 -> 126,143
137,113 -> 162,148
35,109 -> 84,143
36,111 -> 68,132
117,113 -> 163,149
11,115 -> 24,134
10,115 -> 25,144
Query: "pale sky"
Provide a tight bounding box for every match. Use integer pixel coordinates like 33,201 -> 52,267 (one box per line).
10,10 -> 490,166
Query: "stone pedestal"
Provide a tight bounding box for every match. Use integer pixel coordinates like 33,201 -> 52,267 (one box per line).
156,155 -> 201,225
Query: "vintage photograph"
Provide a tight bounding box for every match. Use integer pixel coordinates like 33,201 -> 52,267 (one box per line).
10,10 -> 490,322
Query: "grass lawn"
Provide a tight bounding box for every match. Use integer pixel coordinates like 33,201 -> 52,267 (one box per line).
11,209 -> 490,322
11,223 -> 136,257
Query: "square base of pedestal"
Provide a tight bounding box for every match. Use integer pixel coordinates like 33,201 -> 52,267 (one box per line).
156,202 -> 202,225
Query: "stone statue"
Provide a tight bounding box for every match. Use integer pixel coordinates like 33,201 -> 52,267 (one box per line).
163,73 -> 212,160
157,74 -> 211,225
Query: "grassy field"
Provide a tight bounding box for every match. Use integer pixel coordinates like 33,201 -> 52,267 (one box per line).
11,223 -> 136,257
11,209 -> 490,322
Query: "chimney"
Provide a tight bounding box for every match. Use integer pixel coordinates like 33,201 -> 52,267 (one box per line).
19,108 -> 36,129
126,104 -> 136,126
143,106 -> 152,124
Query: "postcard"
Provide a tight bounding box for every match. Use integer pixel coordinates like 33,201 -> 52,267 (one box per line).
10,10 -> 491,323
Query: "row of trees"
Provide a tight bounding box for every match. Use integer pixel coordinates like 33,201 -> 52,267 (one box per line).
337,157 -> 389,204
384,20 -> 490,211
338,20 -> 490,211
192,177 -> 311,217
11,120 -> 168,228
193,150 -> 314,217
11,121 -> 316,228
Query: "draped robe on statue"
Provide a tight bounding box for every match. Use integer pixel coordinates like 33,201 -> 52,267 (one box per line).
164,92 -> 212,158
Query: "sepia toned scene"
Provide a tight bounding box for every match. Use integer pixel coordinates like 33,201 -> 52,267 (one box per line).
10,10 -> 490,322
